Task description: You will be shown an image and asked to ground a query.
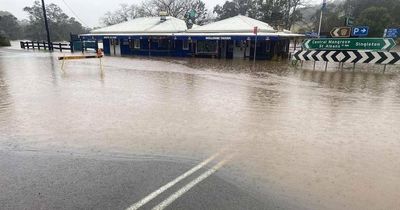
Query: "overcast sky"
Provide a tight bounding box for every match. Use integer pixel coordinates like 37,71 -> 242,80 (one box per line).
1,0 -> 320,27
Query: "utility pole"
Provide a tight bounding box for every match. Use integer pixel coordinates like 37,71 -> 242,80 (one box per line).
317,0 -> 327,38
41,0 -> 52,51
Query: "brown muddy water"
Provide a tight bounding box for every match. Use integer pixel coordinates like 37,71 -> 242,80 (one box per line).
0,46 -> 400,210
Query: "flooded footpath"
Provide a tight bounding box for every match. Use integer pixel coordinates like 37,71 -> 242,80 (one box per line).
0,46 -> 400,210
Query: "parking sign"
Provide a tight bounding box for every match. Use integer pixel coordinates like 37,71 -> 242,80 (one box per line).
352,26 -> 369,37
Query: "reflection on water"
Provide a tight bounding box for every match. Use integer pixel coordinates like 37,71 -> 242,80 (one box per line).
0,48 -> 400,210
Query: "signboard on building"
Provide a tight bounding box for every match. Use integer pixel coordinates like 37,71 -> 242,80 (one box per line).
302,38 -> 396,51
384,28 -> 399,38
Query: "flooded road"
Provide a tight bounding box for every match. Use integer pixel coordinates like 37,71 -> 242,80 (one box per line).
1,46 -> 400,210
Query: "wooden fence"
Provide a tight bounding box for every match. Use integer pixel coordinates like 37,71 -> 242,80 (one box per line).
20,41 -> 73,52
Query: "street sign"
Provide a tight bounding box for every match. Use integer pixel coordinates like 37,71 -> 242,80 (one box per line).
305,32 -> 318,38
293,50 -> 400,65
330,27 -> 351,38
384,28 -> 399,38
352,26 -> 369,37
302,38 -> 396,51
253,26 -> 258,35
345,17 -> 355,27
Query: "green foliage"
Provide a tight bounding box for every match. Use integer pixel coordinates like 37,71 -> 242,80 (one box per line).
213,0 -> 303,29
0,31 -> 11,46
356,7 -> 391,37
213,0 -> 257,20
23,1 -> 89,41
0,12 -> 21,39
101,0 -> 210,27
305,0 -> 400,37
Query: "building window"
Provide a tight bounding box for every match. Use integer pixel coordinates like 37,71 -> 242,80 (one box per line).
196,40 -> 218,54
157,39 -> 169,49
134,39 -> 140,49
183,40 -> 189,50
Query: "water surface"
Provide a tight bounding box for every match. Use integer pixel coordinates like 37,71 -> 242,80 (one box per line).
0,47 -> 399,210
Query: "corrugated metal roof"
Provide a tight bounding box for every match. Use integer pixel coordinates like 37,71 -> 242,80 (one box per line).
91,16 -> 187,34
187,15 -> 276,33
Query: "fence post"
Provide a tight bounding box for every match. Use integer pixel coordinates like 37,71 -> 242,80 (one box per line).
37,41 -> 41,50
26,42 -> 29,49
70,41 -> 74,53
59,43 -> 62,52
20,41 -> 25,49
43,41 -> 46,50
32,41 -> 35,49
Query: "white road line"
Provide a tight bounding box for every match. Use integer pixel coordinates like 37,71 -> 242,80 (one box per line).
151,157 -> 232,210
125,152 -> 221,210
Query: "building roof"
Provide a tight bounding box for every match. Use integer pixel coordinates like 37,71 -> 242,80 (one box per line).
91,16 -> 187,34
187,15 -> 276,33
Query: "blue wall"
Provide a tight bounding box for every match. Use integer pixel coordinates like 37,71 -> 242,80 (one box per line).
103,39 -> 110,55
100,36 -> 289,60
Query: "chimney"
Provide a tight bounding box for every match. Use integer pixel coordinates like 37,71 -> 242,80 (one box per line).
159,11 -> 168,21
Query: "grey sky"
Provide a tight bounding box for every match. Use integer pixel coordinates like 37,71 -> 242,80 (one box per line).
1,0 -> 321,27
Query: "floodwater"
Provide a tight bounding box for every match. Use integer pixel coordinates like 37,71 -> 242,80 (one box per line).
1,45 -> 400,210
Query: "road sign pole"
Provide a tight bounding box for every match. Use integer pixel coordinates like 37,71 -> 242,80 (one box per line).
253,26 -> 258,63
317,8 -> 323,38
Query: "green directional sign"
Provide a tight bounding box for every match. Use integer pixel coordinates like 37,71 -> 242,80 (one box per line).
302,38 -> 396,51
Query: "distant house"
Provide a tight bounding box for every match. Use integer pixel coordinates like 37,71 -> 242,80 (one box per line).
80,15 -> 303,60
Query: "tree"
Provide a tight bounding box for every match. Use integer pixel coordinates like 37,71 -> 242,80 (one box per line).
213,0 -> 258,20
101,4 -> 140,26
213,0 -> 305,29
23,0 -> 88,41
356,7 -> 391,37
138,0 -> 210,25
0,11 -> 21,39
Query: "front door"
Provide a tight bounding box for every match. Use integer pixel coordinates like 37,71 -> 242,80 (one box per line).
110,39 -> 121,56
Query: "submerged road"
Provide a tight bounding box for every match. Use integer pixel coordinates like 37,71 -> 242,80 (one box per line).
1,46 -> 400,209
0,150 -> 267,210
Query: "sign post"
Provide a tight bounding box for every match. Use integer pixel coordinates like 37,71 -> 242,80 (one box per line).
253,26 -> 258,62
317,0 -> 327,38
302,38 -> 396,51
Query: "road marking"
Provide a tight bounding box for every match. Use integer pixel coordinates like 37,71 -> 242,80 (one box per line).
151,156 -> 232,210
125,152 -> 221,210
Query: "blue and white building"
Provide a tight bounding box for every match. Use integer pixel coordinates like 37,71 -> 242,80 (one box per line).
79,14 -> 302,60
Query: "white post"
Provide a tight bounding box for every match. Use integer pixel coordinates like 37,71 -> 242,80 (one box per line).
318,0 -> 325,38
254,35 -> 257,62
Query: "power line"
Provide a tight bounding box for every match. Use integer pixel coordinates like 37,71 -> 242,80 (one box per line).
59,0 -> 90,27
